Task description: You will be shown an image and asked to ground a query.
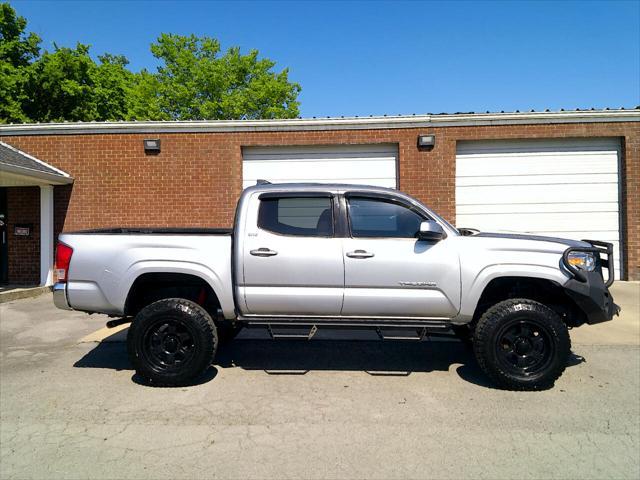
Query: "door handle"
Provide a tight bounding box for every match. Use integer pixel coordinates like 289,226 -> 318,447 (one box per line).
250,248 -> 278,257
346,250 -> 375,259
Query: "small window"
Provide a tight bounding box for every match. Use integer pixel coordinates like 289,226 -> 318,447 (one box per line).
348,197 -> 424,238
258,196 -> 334,237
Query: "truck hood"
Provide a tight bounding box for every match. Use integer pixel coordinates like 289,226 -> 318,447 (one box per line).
473,231 -> 591,249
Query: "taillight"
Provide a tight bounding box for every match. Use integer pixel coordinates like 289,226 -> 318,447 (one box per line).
55,242 -> 73,283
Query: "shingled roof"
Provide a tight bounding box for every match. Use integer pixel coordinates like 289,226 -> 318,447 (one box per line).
0,141 -> 72,184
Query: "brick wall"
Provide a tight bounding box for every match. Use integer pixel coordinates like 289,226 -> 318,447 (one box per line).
2,120 -> 638,279
6,187 -> 40,284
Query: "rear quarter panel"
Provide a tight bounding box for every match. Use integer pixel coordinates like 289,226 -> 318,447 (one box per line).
61,233 -> 234,317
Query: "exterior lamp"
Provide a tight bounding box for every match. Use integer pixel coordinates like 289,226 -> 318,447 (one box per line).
417,134 -> 435,148
143,139 -> 161,153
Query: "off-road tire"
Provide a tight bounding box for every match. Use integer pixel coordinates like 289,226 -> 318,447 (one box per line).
127,298 -> 217,386
473,298 -> 571,391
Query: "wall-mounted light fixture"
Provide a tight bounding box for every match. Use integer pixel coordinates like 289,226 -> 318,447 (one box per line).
143,139 -> 161,153
417,134 -> 435,148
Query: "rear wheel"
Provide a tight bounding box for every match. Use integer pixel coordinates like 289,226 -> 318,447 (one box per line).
473,298 -> 570,390
127,298 -> 217,386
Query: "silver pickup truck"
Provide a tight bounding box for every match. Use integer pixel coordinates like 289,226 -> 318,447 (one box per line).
53,182 -> 619,390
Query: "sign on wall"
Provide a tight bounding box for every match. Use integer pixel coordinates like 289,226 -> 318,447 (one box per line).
14,225 -> 31,236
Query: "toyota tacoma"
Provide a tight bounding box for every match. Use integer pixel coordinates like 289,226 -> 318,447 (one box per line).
53,182 -> 619,390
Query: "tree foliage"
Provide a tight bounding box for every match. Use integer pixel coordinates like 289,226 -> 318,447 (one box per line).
0,2 -> 301,123
0,2 -> 40,122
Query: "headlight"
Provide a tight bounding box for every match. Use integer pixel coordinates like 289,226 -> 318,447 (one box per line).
566,251 -> 596,271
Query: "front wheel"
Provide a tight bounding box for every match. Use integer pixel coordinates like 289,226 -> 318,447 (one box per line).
473,298 -> 570,390
127,298 -> 218,386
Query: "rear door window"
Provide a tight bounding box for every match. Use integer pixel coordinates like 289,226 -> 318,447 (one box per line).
258,196 -> 334,237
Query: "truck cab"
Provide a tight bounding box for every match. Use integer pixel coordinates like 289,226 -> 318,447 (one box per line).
234,184 -> 460,319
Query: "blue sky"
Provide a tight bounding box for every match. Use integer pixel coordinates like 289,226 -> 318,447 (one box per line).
11,0 -> 640,117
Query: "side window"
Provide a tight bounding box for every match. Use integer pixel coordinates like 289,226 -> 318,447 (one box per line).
347,197 -> 424,238
258,196 -> 334,237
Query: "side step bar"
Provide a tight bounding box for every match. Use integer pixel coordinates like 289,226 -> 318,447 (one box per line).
252,323 -> 455,341
267,324 -> 318,340
239,316 -> 452,329
376,327 -> 427,341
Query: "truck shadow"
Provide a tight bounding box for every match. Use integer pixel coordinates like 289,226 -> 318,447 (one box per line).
73,331 -> 586,389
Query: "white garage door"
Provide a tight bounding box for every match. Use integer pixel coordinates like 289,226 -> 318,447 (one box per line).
456,138 -> 622,279
242,144 -> 398,190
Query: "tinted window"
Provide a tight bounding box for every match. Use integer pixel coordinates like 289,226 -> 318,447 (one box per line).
258,197 -> 334,237
348,197 -> 424,238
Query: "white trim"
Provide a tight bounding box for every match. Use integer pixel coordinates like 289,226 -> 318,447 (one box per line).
0,141 -> 72,177
40,185 -> 54,287
0,109 -> 637,136
0,164 -> 74,185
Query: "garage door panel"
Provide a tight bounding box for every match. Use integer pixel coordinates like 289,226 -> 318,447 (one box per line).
457,156 -> 618,177
456,138 -> 622,279
243,177 -> 396,189
244,158 -> 395,181
457,138 -> 621,154
243,144 -> 397,190
245,144 -> 397,157
457,184 -> 618,205
457,201 -> 618,215
456,212 -> 619,233
456,173 -> 619,187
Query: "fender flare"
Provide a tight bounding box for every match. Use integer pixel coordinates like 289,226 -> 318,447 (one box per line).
118,260 -> 235,318
455,263 -> 569,322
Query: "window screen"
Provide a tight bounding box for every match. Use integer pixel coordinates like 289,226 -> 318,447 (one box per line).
348,197 -> 424,238
258,197 -> 334,237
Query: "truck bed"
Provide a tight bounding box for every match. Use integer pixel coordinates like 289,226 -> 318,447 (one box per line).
67,227 -> 233,235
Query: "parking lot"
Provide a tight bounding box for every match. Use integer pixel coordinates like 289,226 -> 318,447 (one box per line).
1,283 -> 639,479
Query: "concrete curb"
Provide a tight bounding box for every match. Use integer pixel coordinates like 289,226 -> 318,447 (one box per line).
0,286 -> 52,304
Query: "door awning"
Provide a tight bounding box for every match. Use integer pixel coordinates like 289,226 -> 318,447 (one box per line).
0,141 -> 73,186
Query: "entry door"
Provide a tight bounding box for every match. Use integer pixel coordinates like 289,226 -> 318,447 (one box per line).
342,196 -> 460,318
242,194 -> 344,316
0,188 -> 7,283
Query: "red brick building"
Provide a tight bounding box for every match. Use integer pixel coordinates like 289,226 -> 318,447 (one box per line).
0,108 -> 638,285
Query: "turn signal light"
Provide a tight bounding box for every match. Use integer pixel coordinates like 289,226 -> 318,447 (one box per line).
55,242 -> 73,282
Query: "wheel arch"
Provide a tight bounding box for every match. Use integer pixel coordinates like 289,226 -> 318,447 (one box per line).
124,272 -> 222,319
468,275 -> 588,328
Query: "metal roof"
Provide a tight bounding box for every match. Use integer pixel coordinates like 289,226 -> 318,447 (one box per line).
0,141 -> 73,184
0,108 -> 637,136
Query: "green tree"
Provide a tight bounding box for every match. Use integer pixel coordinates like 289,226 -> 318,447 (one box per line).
0,2 -> 41,122
23,44 -> 138,122
24,43 -> 98,122
142,33 -> 301,120
94,53 -> 136,120
1,3 -> 301,123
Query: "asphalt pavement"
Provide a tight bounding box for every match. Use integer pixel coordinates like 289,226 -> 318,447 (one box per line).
0,282 -> 638,479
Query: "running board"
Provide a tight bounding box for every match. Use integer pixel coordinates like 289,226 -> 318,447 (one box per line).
239,316 -> 452,329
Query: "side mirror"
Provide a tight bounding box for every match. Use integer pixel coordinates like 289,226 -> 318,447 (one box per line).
417,220 -> 445,241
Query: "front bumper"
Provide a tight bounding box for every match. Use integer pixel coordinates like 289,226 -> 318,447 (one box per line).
562,240 -> 620,325
53,282 -> 72,311
564,273 -> 619,324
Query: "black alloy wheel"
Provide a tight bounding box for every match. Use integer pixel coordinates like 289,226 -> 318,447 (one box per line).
495,319 -> 554,376
142,317 -> 197,372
